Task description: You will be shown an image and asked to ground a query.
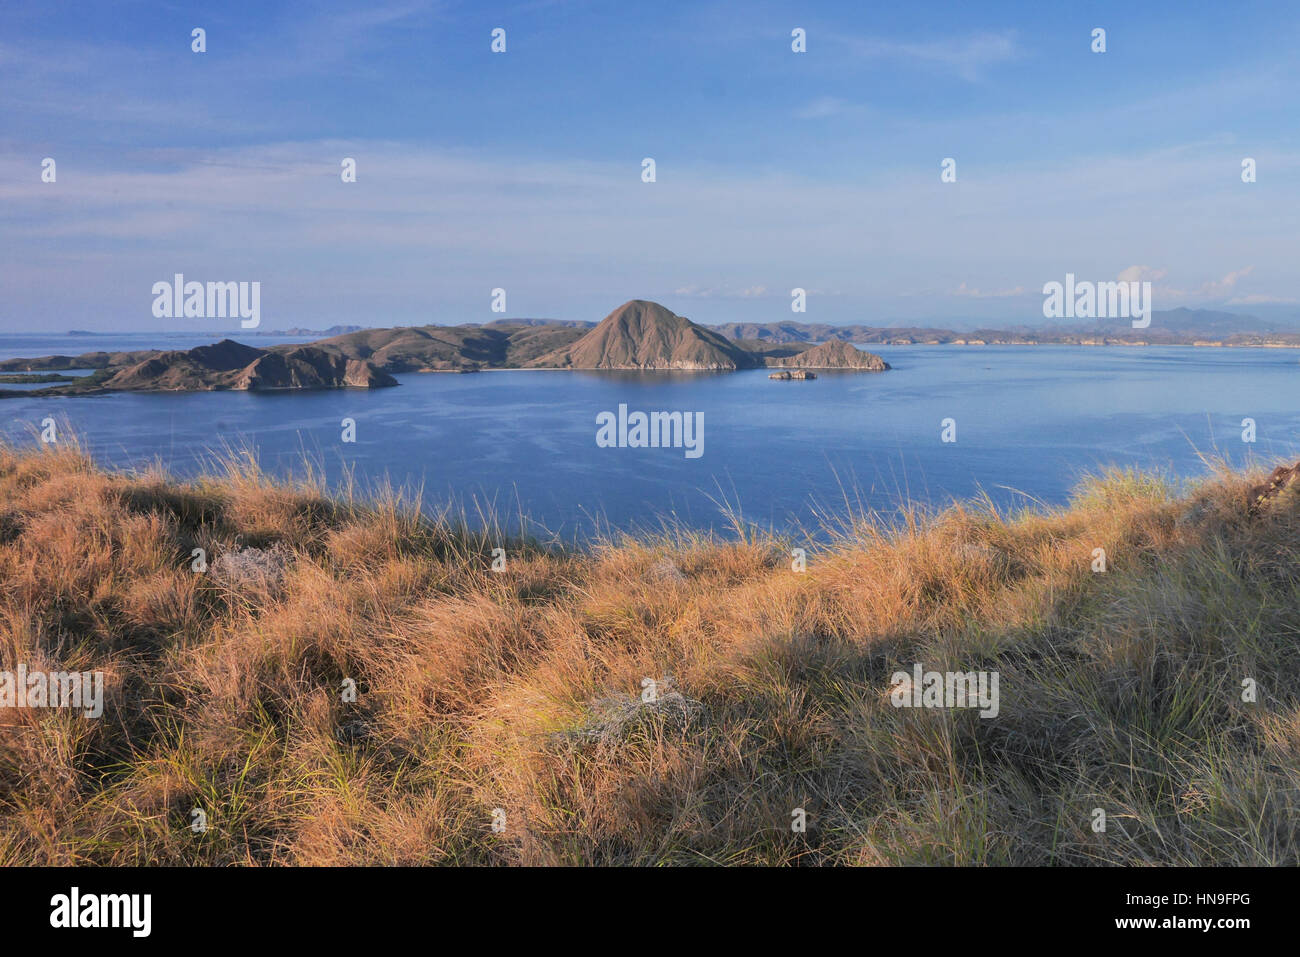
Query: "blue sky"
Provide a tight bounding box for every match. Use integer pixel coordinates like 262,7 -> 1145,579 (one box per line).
2,0 -> 1298,331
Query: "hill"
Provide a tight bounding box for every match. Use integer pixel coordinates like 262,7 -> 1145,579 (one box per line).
228,347 -> 398,390
281,323 -> 590,371
103,340 -> 266,390
2,340 -> 397,395
529,300 -> 761,370
1,443 -> 1297,865
769,339 -> 890,370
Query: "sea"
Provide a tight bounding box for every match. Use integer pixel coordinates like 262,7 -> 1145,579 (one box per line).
2,332 -> 1297,541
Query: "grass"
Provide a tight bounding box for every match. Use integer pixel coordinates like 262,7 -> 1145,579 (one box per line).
1,437 -> 1298,865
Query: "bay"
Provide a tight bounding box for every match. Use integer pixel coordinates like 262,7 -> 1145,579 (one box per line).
2,337 -> 1296,541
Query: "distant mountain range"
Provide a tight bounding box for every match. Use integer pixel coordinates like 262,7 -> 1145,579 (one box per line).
704,308 -> 1300,347
252,324 -> 367,337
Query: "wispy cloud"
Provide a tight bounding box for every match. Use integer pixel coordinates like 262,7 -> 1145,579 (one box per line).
1118,266 -> 1168,283
1203,266 -> 1256,295
838,30 -> 1019,81
796,96 -> 852,119
1158,266 -> 1257,301
5,136 -> 1293,329
2,3 -> 1297,329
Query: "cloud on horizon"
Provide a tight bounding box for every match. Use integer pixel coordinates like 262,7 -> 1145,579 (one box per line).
3,135 -> 1294,330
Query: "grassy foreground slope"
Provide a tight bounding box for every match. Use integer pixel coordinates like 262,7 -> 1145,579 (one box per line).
1,443 -> 1298,865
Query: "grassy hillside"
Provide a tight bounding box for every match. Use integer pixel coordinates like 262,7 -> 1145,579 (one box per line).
1,441 -> 1298,865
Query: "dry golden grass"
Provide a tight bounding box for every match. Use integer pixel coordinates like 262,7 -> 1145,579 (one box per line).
1,438 -> 1298,865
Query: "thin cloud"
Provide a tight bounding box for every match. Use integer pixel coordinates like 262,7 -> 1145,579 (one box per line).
2,142 -> 1297,327
1157,267 -> 1257,301
797,97 -> 847,119
1118,266 -> 1168,283
1204,266 -> 1255,295
839,30 -> 1018,81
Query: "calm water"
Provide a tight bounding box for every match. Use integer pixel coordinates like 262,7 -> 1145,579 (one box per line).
2,335 -> 1297,540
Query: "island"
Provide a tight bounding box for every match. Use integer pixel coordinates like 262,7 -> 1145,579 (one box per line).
767,339 -> 890,371
1,300 -> 890,397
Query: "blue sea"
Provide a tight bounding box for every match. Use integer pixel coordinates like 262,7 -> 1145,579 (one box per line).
2,333 -> 1297,541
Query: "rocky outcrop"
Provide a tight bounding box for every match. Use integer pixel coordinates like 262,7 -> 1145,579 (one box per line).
769,370 -> 817,380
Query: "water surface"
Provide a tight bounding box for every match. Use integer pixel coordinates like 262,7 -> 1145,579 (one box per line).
2,339 -> 1296,540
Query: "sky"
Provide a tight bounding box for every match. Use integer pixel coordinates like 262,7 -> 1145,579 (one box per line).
2,0 -> 1299,332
